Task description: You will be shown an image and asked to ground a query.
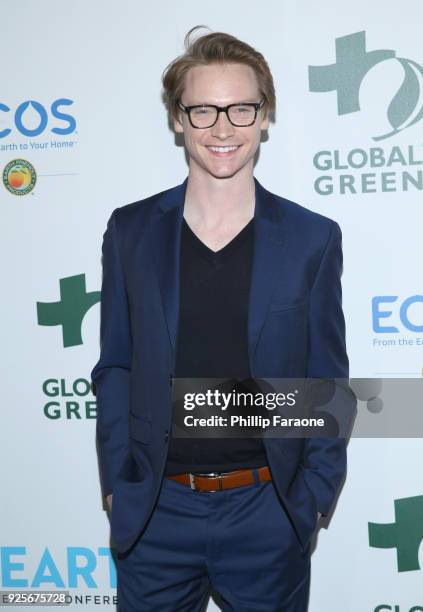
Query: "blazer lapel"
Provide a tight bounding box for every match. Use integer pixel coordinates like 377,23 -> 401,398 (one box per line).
150,178 -> 188,366
149,176 -> 287,375
248,178 -> 287,375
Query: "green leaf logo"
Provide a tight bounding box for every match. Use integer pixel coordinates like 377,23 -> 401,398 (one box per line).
375,58 -> 423,141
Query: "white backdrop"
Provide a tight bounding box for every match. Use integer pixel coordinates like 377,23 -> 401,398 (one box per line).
2,1 -> 422,610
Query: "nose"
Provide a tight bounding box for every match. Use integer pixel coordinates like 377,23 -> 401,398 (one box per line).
210,110 -> 235,139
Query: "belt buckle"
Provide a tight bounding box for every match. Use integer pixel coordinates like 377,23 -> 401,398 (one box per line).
189,472 -> 223,492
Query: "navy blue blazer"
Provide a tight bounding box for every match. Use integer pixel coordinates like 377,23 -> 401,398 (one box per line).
91,176 -> 354,555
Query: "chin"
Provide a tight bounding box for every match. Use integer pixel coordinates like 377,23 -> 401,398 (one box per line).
206,167 -> 243,179
201,159 -> 248,180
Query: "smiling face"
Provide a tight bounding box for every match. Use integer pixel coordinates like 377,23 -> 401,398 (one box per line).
174,62 -> 269,180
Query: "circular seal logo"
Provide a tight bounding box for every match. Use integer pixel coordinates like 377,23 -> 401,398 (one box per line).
3,159 -> 36,195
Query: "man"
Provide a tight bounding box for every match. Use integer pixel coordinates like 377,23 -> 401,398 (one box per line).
91,26 -> 355,611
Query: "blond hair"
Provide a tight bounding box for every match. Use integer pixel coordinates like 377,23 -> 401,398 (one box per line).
162,25 -> 276,123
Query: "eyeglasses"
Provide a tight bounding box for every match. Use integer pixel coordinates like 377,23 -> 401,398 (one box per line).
177,99 -> 265,129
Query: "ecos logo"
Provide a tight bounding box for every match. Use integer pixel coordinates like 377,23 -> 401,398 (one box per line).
0,99 -> 76,138
372,295 -> 423,333
309,31 -> 423,141
369,495 -> 423,573
37,274 -> 100,347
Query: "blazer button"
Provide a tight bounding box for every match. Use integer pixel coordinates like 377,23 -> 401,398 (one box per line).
164,430 -> 169,443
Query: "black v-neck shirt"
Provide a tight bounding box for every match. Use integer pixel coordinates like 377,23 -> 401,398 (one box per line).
165,216 -> 267,475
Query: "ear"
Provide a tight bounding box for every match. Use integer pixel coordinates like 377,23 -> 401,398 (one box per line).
173,111 -> 184,133
260,109 -> 269,131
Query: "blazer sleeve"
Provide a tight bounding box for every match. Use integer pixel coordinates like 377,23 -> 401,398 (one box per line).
91,209 -> 132,498
302,220 -> 356,516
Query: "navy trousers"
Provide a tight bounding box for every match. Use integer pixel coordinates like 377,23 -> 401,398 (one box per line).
116,470 -> 311,611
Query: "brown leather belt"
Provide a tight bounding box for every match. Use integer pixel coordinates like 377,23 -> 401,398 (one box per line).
166,465 -> 271,492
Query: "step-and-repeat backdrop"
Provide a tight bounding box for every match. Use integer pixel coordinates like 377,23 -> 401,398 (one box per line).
2,1 -> 422,610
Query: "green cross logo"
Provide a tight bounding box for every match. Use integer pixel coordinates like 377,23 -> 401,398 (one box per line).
308,31 -> 423,140
37,274 -> 100,348
368,495 -> 423,572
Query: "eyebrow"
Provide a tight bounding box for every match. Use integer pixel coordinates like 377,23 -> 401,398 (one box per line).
184,99 -> 259,106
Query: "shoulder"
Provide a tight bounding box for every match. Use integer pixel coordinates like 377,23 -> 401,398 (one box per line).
112,181 -> 182,226
262,182 -> 337,228
104,181 -> 185,249
258,181 -> 341,245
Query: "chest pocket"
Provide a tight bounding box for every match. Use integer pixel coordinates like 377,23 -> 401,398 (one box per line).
268,297 -> 309,314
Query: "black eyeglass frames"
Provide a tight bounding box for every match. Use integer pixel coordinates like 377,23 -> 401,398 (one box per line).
177,99 -> 265,128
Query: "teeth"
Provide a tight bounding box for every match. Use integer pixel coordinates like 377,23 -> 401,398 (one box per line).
208,146 -> 239,153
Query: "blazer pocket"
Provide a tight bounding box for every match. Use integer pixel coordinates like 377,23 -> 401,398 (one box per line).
129,412 -> 152,444
268,298 -> 309,313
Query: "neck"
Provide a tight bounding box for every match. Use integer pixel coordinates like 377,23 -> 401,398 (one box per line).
184,163 -> 256,227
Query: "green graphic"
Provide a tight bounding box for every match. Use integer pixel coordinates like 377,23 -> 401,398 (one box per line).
309,31 -> 423,140
368,495 -> 423,572
37,274 -> 100,347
